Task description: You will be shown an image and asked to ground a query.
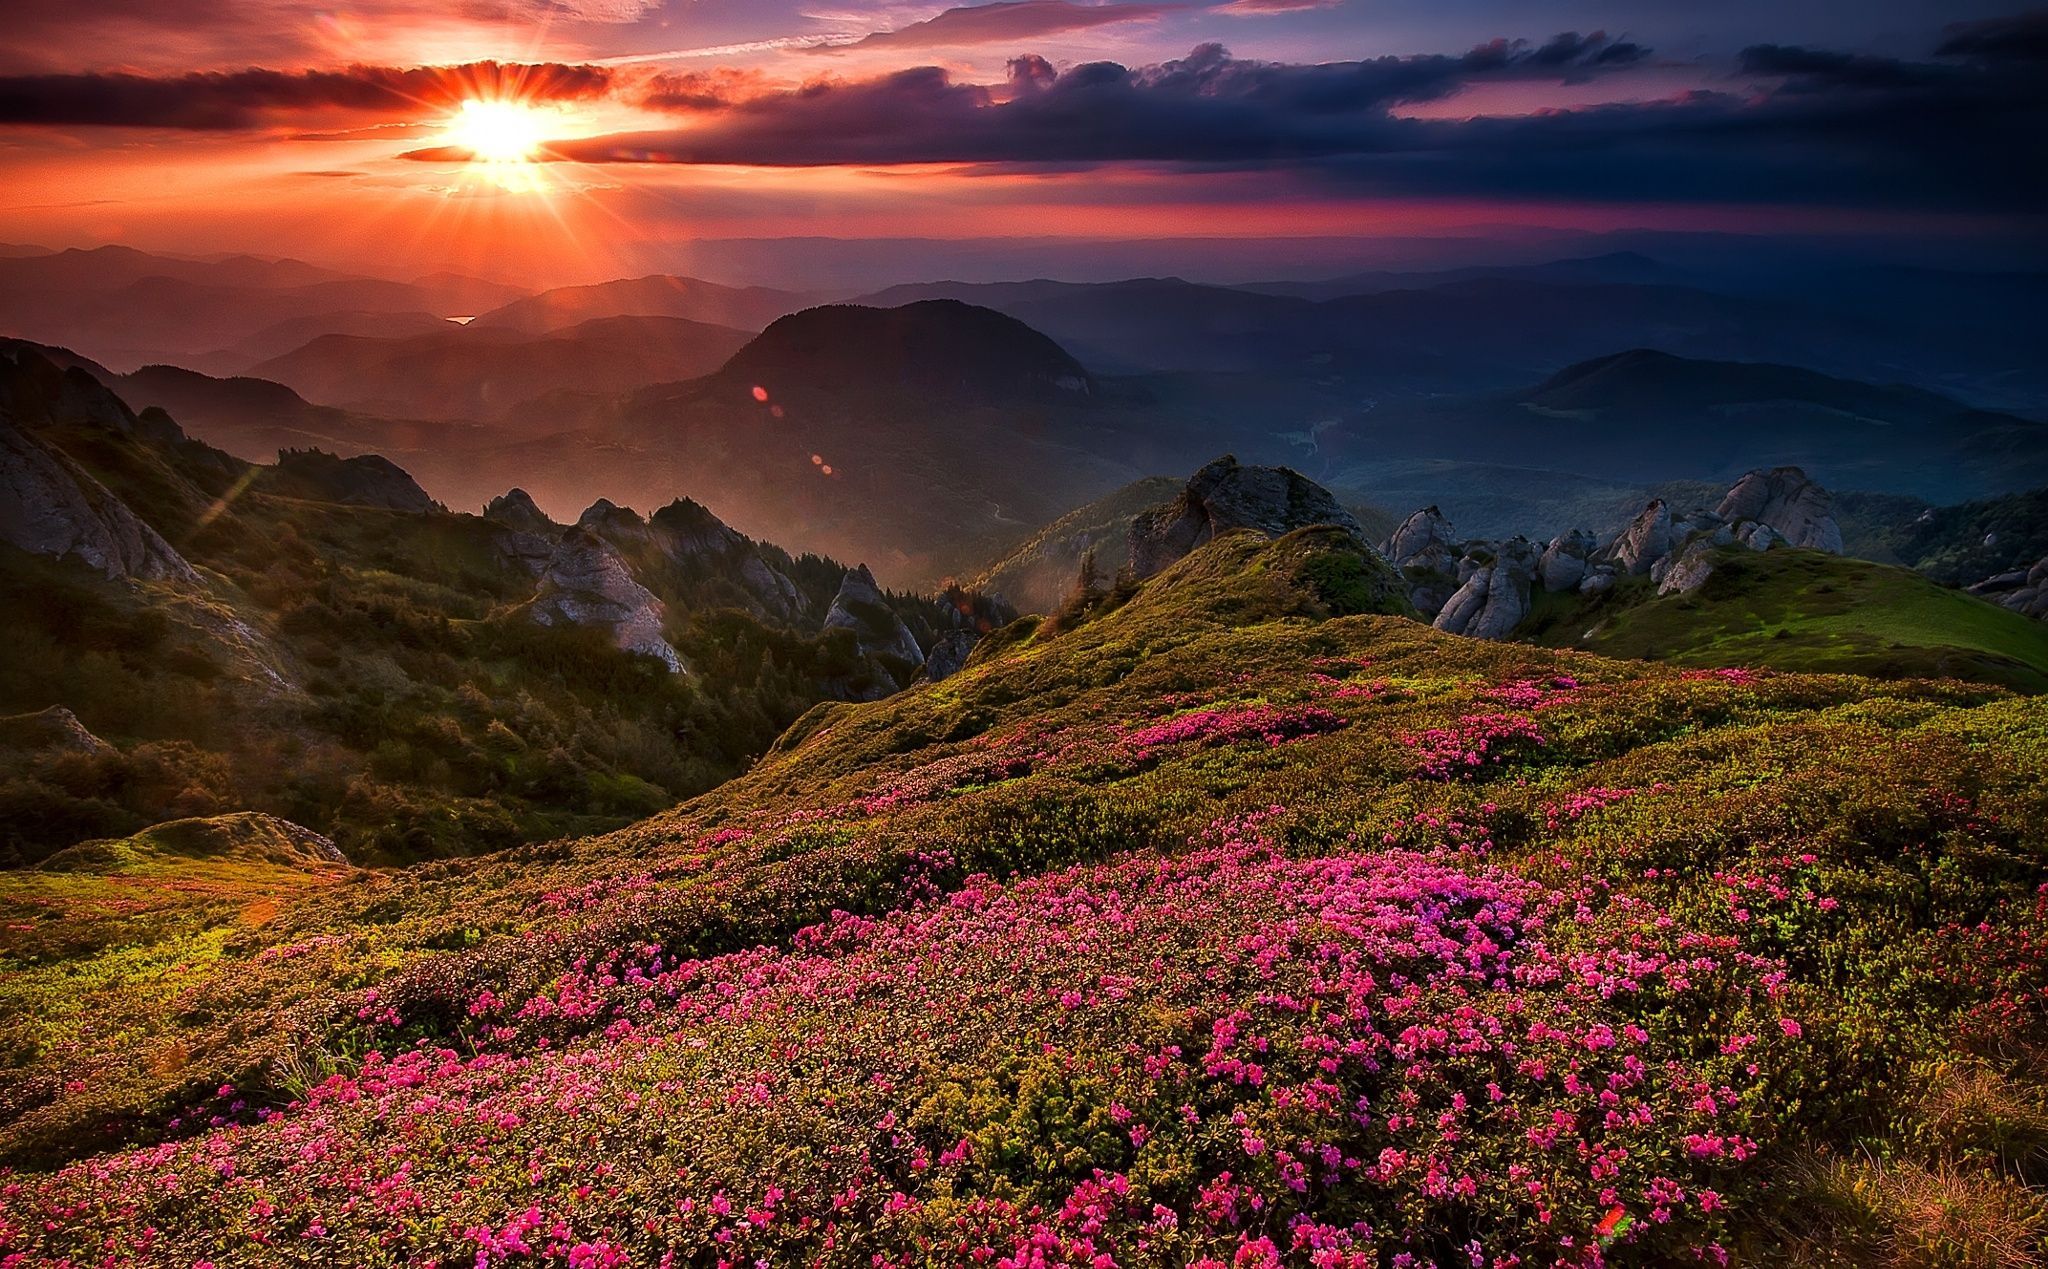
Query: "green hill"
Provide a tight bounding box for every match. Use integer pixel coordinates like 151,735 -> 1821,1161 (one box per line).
5,527 -> 2047,1264
1520,546 -> 2048,692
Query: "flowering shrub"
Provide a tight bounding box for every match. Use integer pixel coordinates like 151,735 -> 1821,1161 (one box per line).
1402,713 -> 1547,780
3,531 -> 2044,1265
1121,703 -> 1347,753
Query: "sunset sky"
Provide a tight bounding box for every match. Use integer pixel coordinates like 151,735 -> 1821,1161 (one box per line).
2,1 -> 2042,284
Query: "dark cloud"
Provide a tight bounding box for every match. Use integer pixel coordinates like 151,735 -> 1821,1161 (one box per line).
0,62 -> 612,130
500,23 -> 2042,216
836,2 -> 1182,52
1935,9 -> 2048,61
527,35 -> 1649,166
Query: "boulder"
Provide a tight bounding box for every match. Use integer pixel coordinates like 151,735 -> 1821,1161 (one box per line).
1655,540 -> 1719,595
824,565 -> 924,673
0,411 -> 199,583
1130,456 -> 1364,580
1380,506 -> 1462,617
1987,556 -> 2048,620
1601,499 -> 1673,576
1578,565 -> 1617,596
1433,537 -> 1538,641
529,529 -> 683,672
482,488 -> 558,536
1537,529 -> 1597,592
915,629 -> 980,684
1716,467 -> 1843,554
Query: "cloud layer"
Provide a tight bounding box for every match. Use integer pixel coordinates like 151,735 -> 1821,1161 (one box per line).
0,62 -> 612,129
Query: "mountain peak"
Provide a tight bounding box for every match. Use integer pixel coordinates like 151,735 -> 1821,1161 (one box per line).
714,300 -> 1096,406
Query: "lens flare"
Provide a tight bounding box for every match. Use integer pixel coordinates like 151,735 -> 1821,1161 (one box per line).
448,99 -> 546,163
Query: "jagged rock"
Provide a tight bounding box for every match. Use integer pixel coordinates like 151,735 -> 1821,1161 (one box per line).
266,449 -> 438,513
0,705 -> 113,756
824,564 -> 924,673
1382,506 -> 1457,570
483,488 -> 558,537
1130,456 -> 1364,580
649,498 -> 747,561
1538,529 -> 1597,592
1601,499 -> 1673,576
1377,506 -> 1460,617
1983,556 -> 2048,620
1655,541 -> 1720,595
915,629 -> 979,684
1716,467 -> 1843,553
1739,523 -> 1785,552
529,529 -> 683,672
739,554 -> 805,622
575,498 -> 654,548
1433,537 -> 1538,641
0,411 -> 199,582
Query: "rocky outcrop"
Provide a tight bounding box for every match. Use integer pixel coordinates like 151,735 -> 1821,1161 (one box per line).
266,449 -> 438,513
1717,467 -> 1843,554
0,705 -> 113,756
483,488 -> 558,537
1130,456 -> 1364,580
914,629 -> 979,684
825,565 -> 924,673
1381,506 -> 1463,617
1600,499 -> 1673,576
1537,529 -> 1597,593
1433,538 -> 1538,640
1973,556 -> 2048,620
0,411 -> 199,582
528,529 -> 683,672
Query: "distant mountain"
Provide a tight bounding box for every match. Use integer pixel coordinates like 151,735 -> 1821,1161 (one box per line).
470,274 -> 813,335
6,339 -> 493,465
190,309 -> 458,375
716,301 -> 1097,406
247,314 -> 755,421
0,246 -> 529,371
1238,251 -> 1682,300
1321,350 -> 2048,512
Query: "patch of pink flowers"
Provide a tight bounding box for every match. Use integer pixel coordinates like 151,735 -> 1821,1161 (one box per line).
1120,703 -> 1347,753
1402,713 -> 1547,780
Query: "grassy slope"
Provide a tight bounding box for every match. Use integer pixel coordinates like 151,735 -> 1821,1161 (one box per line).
3,528 -> 2047,1265
1521,547 -> 2048,693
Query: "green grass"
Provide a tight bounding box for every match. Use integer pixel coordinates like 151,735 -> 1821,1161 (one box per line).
1526,547 -> 2048,692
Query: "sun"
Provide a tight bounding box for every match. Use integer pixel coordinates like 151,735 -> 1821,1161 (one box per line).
447,99 -> 546,164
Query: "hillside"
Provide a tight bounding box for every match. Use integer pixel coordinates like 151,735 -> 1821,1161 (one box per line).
1324,351 -> 2048,510
3,526 -> 2045,1264
468,274 -> 812,335
0,344 -> 997,867
247,315 -> 755,421
1520,546 -> 2048,692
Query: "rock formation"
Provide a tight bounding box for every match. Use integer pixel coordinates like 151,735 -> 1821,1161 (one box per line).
0,411 -> 199,582
824,565 -> 924,673
1380,506 -> 1463,617
0,706 -> 113,756
483,488 -> 559,537
1972,556 -> 2048,620
914,629 -> 979,684
528,529 -> 683,672
1600,500 -> 1674,577
1537,529 -> 1597,593
1716,467 -> 1844,554
1432,538 -> 1539,640
1131,456 -> 1365,580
